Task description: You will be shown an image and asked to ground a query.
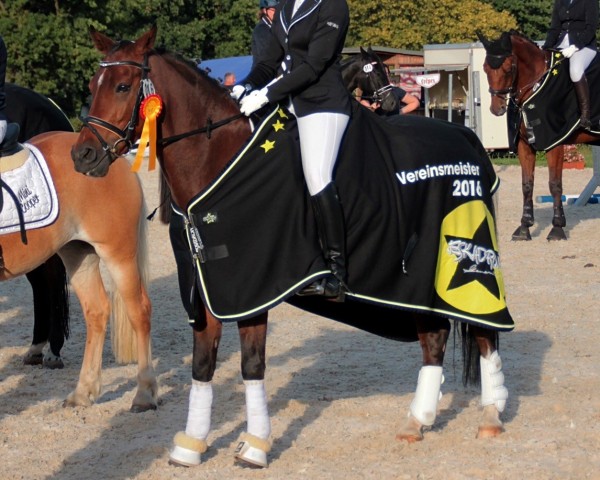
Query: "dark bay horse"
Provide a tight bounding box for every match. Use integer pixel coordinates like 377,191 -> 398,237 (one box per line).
72,26 -> 510,468
1,130 -> 156,411
340,46 -> 398,113
5,83 -> 74,368
478,30 -> 600,241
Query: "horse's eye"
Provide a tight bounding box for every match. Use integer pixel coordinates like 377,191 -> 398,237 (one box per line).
116,84 -> 131,93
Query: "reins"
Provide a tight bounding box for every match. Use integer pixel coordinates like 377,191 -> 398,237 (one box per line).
80,54 -> 244,161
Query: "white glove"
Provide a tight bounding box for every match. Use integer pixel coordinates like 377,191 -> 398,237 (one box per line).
231,84 -> 248,102
239,88 -> 269,116
561,45 -> 579,58
0,119 -> 7,144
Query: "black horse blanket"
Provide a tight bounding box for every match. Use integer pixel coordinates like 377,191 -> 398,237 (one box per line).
522,52 -> 600,151
182,103 -> 514,337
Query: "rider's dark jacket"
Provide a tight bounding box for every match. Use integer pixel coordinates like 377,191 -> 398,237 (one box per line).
0,36 -> 7,121
543,0 -> 599,50
242,0 -> 351,117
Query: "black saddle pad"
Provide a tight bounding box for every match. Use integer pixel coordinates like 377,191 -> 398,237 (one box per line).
182,104 -> 514,336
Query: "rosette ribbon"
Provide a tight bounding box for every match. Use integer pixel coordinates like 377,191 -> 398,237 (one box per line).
131,94 -> 163,172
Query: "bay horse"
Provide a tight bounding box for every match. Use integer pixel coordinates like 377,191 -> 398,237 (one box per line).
72,26 -> 510,468
1,129 -> 157,412
5,83 -> 74,368
340,46 -> 398,113
478,30 -> 600,241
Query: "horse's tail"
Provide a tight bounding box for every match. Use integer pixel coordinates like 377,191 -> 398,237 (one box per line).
458,322 -> 499,386
52,255 -> 70,346
110,188 -> 150,364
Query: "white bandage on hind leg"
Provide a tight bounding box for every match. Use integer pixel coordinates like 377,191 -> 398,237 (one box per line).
410,366 -> 444,426
480,351 -> 508,412
244,380 -> 271,440
185,380 -> 213,440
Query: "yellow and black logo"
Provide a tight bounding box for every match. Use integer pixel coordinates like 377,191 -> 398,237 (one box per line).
435,200 -> 507,315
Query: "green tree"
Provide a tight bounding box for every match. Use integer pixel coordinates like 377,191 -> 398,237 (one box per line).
483,1 -> 552,41
346,0 -> 518,49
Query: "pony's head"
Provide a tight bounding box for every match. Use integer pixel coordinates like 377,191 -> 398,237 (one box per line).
342,47 -> 398,112
71,25 -> 157,177
478,31 -> 515,116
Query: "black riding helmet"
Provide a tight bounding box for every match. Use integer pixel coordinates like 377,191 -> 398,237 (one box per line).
259,0 -> 279,8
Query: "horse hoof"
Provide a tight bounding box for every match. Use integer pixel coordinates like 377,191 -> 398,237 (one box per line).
395,432 -> 423,443
511,225 -> 531,241
234,433 -> 270,468
130,402 -> 158,413
395,415 -> 424,443
23,353 -> 43,366
43,355 -> 64,369
546,227 -> 567,241
476,424 -> 504,439
169,432 -> 207,467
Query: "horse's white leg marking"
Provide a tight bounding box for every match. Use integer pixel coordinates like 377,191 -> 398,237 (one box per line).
233,380 -> 271,468
169,380 -> 212,467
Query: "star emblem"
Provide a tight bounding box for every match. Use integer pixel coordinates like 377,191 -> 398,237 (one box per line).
261,139 -> 275,153
277,108 -> 289,119
272,119 -> 285,132
552,68 -> 558,76
444,219 -> 501,299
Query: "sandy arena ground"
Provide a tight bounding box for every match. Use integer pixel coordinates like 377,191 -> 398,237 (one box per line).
0,162 -> 599,480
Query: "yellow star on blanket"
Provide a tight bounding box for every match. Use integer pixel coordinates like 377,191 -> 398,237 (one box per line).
272,120 -> 285,132
261,140 -> 275,153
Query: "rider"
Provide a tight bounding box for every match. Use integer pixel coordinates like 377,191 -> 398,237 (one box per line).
0,35 -> 8,144
543,0 -> 599,129
233,0 -> 352,301
251,0 -> 279,66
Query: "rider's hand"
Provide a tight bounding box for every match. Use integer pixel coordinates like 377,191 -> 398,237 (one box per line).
0,120 -> 7,144
231,84 -> 249,102
561,45 -> 579,59
239,88 -> 269,116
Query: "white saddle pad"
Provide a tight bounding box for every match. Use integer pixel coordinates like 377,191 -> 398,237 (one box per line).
0,144 -> 59,235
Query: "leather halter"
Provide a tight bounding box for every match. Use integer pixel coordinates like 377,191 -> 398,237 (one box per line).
80,54 -> 244,164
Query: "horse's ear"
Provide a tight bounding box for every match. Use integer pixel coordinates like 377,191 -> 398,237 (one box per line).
500,32 -> 512,53
475,30 -> 489,48
360,46 -> 367,55
89,26 -> 117,55
133,24 -> 158,55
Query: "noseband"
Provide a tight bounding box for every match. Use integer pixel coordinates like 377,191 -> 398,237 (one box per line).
79,57 -> 150,162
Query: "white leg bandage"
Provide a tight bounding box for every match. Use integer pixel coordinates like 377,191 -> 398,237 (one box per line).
244,380 -> 271,440
185,380 -> 213,440
410,366 -> 444,426
480,351 -> 508,412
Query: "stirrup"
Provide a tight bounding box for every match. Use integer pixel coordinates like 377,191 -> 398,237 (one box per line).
297,275 -> 346,302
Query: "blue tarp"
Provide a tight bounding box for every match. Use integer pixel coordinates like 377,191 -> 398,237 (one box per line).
197,56 -> 253,84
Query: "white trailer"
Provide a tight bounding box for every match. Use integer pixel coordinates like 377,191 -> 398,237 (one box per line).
418,42 -> 510,151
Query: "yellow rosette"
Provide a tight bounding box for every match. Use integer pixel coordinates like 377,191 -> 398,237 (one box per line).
131,94 -> 163,172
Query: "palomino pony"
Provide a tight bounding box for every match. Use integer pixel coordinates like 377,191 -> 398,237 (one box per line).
72,26 -> 510,468
340,46 -> 398,113
5,83 -> 74,368
478,30 -> 600,241
1,129 -> 157,412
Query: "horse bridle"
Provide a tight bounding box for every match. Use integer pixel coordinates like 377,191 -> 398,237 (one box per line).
80,54 -> 244,163
79,56 -> 150,161
486,53 -> 517,102
359,61 -> 394,103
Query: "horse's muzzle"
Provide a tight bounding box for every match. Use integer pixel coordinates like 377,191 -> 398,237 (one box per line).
71,144 -> 111,177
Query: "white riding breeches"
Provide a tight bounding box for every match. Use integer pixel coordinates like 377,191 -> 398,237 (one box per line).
559,35 -> 597,82
295,111 -> 349,196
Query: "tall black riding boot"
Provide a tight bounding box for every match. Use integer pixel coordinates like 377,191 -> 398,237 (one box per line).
297,182 -> 348,302
574,76 -> 592,129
